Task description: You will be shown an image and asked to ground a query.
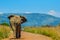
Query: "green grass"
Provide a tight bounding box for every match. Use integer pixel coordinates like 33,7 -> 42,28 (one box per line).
23,27 -> 60,40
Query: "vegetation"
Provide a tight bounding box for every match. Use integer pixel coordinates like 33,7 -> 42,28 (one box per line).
0,25 -> 11,40
0,22 -> 9,26
23,26 -> 60,40
0,22 -> 60,40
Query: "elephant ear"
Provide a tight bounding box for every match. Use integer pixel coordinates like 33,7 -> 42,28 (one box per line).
20,16 -> 27,24
8,15 -> 14,19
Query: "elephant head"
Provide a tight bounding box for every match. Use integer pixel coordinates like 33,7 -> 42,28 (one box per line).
8,15 -> 27,24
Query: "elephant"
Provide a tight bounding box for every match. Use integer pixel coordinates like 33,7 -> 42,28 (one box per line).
8,15 -> 27,38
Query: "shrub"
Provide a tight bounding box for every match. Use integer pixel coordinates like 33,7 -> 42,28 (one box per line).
0,22 -> 9,26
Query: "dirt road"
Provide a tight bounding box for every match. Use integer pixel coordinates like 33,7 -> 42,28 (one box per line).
3,31 -> 52,40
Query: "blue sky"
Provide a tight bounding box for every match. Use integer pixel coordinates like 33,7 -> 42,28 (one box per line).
0,0 -> 60,17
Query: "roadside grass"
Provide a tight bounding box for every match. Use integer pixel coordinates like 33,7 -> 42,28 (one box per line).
23,26 -> 60,40
0,25 -> 11,40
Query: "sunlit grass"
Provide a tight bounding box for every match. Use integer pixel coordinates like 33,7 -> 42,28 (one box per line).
24,26 -> 60,40
0,25 -> 11,40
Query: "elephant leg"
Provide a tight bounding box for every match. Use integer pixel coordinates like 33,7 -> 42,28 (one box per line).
13,26 -> 16,38
16,24 -> 21,38
10,22 -> 16,38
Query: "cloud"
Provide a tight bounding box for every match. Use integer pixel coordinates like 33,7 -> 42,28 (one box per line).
0,12 -> 3,14
25,12 -> 31,14
48,10 -> 56,15
48,10 -> 60,17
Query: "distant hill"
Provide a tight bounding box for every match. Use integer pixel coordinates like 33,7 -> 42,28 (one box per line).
0,13 -> 60,27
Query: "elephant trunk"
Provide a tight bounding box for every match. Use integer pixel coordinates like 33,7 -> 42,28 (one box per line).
14,23 -> 21,38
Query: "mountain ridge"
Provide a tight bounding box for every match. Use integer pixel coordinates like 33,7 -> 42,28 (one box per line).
0,13 -> 60,27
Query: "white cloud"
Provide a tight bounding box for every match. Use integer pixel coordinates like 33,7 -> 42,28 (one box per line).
25,12 -> 31,14
48,10 -> 60,17
48,10 -> 56,15
0,12 -> 3,14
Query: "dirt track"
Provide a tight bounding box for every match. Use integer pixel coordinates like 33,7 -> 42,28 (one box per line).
3,31 -> 52,40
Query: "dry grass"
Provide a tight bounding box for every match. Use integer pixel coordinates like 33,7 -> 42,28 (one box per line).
24,26 -> 60,40
0,25 -> 11,40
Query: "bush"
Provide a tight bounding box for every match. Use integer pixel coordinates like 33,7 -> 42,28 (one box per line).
0,22 -> 9,26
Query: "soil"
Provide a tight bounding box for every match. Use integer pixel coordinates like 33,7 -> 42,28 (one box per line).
3,31 -> 52,40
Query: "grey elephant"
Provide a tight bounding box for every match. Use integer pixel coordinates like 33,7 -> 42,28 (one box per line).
8,15 -> 27,38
